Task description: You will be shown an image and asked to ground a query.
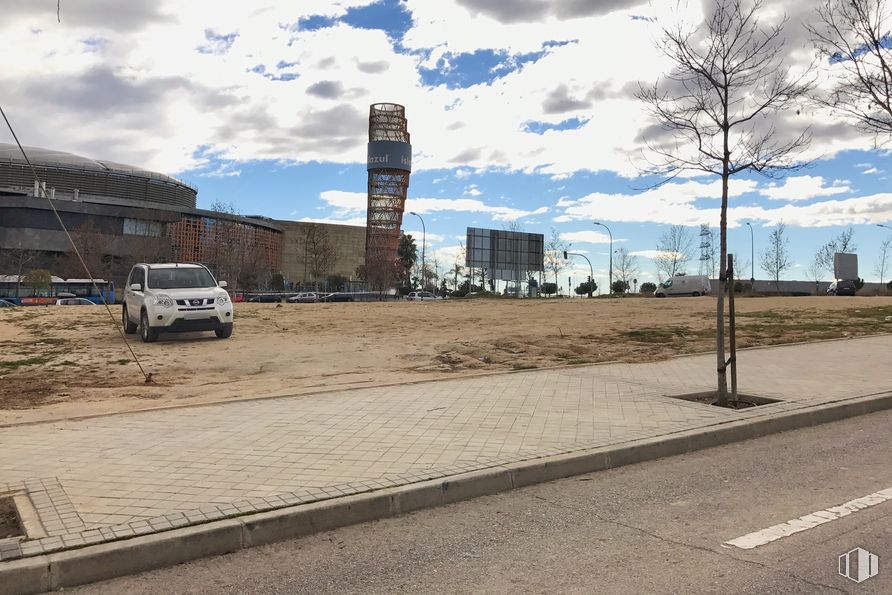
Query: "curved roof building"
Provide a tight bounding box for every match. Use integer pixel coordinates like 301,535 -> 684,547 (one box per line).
0,143 -> 196,208
0,143 -> 365,292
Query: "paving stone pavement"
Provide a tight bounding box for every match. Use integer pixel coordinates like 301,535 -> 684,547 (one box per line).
1,335 -> 890,561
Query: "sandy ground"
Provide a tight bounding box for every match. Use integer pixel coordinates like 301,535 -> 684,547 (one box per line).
2,296 -> 891,425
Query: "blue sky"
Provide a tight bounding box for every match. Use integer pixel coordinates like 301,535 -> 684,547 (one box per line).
3,0 -> 892,289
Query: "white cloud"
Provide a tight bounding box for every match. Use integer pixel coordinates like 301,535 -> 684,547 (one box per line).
432,244 -> 465,265
464,184 -> 482,196
759,175 -> 850,201
403,230 -> 445,243
407,197 -> 548,221
318,190 -> 367,213
555,176 -> 892,228
630,249 -> 678,260
863,167 -> 882,175
317,190 -> 549,222
560,230 -> 617,244
0,0 -> 881,181
558,178 -> 759,227
296,216 -> 366,226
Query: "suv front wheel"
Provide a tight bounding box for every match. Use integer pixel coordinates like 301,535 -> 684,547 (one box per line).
215,324 -> 233,339
122,306 -> 137,334
140,310 -> 159,343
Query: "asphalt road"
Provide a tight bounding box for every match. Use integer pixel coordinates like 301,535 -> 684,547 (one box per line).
74,409 -> 892,594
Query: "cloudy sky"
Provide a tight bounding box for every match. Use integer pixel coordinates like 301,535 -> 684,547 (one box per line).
2,0 -> 892,288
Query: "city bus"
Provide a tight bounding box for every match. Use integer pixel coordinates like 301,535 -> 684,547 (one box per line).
0,275 -> 116,305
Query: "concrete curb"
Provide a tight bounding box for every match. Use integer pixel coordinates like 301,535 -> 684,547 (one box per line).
3,390 -> 892,594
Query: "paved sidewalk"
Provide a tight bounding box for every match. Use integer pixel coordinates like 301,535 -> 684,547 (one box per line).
1,336 -> 891,563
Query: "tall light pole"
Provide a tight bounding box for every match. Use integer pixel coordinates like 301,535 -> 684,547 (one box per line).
409,211 -> 425,291
593,222 -> 612,294
745,222 -> 755,285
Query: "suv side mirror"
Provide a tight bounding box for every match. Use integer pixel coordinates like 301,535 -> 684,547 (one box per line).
218,280 -> 228,288
130,283 -> 142,292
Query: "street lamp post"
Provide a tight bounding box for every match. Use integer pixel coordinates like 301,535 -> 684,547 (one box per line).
745,222 -> 755,285
593,222 -> 612,294
563,250 -> 594,298
409,211 -> 425,292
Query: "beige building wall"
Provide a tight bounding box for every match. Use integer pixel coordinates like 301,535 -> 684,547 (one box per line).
276,220 -> 366,285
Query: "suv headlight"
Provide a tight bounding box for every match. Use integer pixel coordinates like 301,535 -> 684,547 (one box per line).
217,294 -> 230,305
153,294 -> 174,308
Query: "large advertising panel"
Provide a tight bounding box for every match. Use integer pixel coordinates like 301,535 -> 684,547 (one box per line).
465,227 -> 544,281
834,253 -> 858,280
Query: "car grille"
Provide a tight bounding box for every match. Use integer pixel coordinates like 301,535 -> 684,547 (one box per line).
176,298 -> 215,311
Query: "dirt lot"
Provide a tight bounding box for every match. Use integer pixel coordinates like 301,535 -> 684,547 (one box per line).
2,296 -> 892,425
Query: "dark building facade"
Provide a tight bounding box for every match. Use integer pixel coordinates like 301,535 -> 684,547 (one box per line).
0,144 -> 282,289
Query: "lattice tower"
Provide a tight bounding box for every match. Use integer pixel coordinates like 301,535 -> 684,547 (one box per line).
366,103 -> 411,267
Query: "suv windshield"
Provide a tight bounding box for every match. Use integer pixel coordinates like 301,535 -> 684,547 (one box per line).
148,267 -> 216,289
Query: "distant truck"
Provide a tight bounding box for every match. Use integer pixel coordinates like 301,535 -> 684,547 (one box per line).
654,275 -> 711,297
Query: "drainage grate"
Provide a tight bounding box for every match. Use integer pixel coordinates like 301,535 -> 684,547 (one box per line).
0,495 -> 23,539
668,391 -> 781,410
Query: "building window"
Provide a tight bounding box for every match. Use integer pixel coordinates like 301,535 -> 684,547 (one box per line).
123,218 -> 162,237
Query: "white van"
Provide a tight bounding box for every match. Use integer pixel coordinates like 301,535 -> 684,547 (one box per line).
654,275 -> 710,297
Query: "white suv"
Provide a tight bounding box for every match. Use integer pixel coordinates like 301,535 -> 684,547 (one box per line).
122,263 -> 233,342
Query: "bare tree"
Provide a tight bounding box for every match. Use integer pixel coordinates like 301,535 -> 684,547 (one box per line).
875,236 -> 892,283
732,254 -> 752,286
303,224 -> 337,290
637,0 -> 813,403
0,243 -> 42,298
760,222 -> 792,292
815,226 -> 857,277
360,251 -> 402,292
614,248 -> 640,293
544,228 -> 567,295
809,0 -> 892,143
804,253 -> 824,294
427,252 -> 441,293
200,201 -> 250,289
57,220 -> 115,281
655,225 -> 694,279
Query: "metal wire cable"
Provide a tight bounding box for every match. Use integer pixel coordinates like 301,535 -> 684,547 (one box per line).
0,103 -> 152,382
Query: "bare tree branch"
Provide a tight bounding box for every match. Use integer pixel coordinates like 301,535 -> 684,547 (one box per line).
809,0 -> 892,143
636,0 -> 813,404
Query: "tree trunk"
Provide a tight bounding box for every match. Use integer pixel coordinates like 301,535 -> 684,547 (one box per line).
716,170 -> 729,406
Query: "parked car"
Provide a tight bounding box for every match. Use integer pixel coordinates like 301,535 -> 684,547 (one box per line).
55,298 -> 96,306
287,292 -> 318,303
320,292 -> 354,302
122,262 -> 233,343
0,299 -> 16,308
654,275 -> 711,297
827,280 -> 858,296
405,291 -> 435,301
247,294 -> 282,303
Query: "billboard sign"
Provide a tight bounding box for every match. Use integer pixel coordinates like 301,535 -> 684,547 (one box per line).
367,140 -> 412,172
834,253 -> 858,280
465,227 -> 544,281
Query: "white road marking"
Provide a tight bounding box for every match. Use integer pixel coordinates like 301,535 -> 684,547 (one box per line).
725,487 -> 892,550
